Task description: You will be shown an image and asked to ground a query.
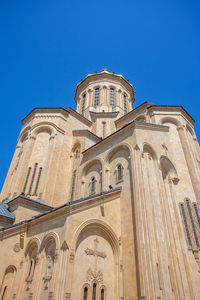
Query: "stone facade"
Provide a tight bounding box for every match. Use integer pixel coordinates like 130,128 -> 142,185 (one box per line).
0,70 -> 200,299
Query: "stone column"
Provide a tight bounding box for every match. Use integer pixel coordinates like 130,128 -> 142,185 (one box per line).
118,90 -> 122,108
47,250 -> 60,300
177,125 -> 200,201
99,87 -> 103,105
155,163 -> 185,299
34,253 -> 45,299
65,249 -> 75,299
57,246 -> 69,300
15,256 -> 29,300
143,153 -> 163,299
131,144 -> 149,299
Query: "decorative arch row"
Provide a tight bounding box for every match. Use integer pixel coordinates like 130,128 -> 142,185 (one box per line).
24,233 -> 59,286
83,282 -> 106,300
80,145 -> 131,197
19,123 -> 62,197
80,86 -> 129,115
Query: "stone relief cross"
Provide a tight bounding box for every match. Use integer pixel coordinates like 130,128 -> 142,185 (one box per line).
84,238 -> 106,272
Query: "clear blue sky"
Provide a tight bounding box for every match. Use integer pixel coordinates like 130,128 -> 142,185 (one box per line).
0,0 -> 199,191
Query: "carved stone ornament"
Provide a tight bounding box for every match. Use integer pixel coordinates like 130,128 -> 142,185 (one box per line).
168,176 -> 179,184
162,143 -> 168,155
134,144 -> 140,151
193,250 -> 200,272
86,268 -> 103,283
13,243 -> 20,252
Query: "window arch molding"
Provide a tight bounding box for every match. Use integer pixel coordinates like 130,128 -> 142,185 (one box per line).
31,123 -> 58,139
4,265 -> 17,275
143,143 -> 157,161
160,155 -> 178,181
99,284 -> 106,300
71,142 -> 81,158
81,158 -> 103,178
159,117 -> 181,127
0,265 -> 17,300
71,219 -> 120,258
82,283 -> 91,300
91,280 -> 98,300
39,232 -> 60,254
105,143 -> 132,165
25,237 -> 41,257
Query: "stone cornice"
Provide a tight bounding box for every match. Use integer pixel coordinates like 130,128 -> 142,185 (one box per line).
115,103 -> 195,128
147,105 -> 195,124
75,71 -> 134,103
90,111 -> 119,119
22,108 -> 69,125
6,195 -> 53,212
0,189 -> 121,237
22,107 -> 92,127
115,101 -> 152,127
66,107 -> 92,126
82,120 -> 169,155
73,130 -> 102,142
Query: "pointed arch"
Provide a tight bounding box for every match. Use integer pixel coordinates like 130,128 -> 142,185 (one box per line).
40,232 -> 60,252
143,143 -> 157,160
160,155 -> 178,180
159,117 -> 181,127
25,237 -> 41,257
31,123 -> 56,138
4,265 -> 17,274
71,219 -> 119,257
81,158 -> 103,177
71,141 -> 81,152
106,143 -> 131,164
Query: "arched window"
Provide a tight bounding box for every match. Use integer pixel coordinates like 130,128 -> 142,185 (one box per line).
91,176 -> 96,194
92,283 -> 97,300
123,94 -> 127,114
83,286 -> 88,300
82,94 -> 86,116
110,88 -> 115,107
94,88 -> 99,107
117,164 -> 123,181
101,288 -> 105,300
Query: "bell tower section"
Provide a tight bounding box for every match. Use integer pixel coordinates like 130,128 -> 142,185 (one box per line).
75,70 -> 135,120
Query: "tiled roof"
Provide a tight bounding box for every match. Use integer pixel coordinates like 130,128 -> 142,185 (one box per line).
0,202 -> 15,220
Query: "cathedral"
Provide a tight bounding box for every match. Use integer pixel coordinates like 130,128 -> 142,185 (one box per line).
1,69 -> 200,300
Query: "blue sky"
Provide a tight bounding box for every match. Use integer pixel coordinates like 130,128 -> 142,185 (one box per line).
0,0 -> 199,191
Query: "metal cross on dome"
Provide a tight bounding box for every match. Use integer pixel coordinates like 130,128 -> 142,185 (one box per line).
84,238 -> 106,272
